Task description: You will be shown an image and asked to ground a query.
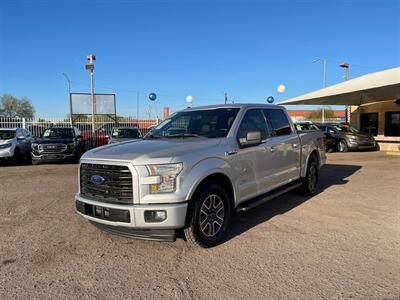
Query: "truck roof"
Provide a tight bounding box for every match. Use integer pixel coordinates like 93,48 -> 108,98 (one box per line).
183,103 -> 284,111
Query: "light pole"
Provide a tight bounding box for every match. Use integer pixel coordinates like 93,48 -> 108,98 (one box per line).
340,62 -> 350,123
61,73 -> 72,125
312,58 -> 327,123
85,54 -> 96,147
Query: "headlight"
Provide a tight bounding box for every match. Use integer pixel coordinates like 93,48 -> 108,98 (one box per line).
146,163 -> 183,194
31,143 -> 38,149
0,143 -> 12,149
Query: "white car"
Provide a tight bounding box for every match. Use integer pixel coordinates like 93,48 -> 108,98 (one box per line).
0,128 -> 33,162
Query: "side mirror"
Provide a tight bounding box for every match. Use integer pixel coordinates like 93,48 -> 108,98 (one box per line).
239,130 -> 262,148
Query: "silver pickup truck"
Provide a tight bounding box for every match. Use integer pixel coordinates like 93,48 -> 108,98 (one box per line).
75,104 -> 326,247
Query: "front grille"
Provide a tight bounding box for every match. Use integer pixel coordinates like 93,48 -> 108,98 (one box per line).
80,163 -> 133,205
39,143 -> 67,153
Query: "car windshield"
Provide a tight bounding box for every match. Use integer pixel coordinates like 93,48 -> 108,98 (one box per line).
333,124 -> 359,133
41,128 -> 74,139
112,128 -> 141,139
147,108 -> 240,139
0,130 -> 16,140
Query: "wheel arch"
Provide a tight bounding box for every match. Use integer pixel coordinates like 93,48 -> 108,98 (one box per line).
186,172 -> 236,209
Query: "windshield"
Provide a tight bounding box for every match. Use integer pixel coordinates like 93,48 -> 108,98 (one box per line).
333,124 -> 359,133
0,130 -> 16,140
148,108 -> 240,138
112,128 -> 141,139
42,128 -> 74,139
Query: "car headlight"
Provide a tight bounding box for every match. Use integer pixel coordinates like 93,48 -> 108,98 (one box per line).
146,163 -> 183,194
0,143 -> 12,150
31,143 -> 38,149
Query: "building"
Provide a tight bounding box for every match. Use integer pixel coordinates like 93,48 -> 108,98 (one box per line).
281,67 -> 400,151
287,109 -> 345,123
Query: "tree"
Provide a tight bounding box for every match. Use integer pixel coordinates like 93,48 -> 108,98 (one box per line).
307,106 -> 335,120
0,94 -> 35,119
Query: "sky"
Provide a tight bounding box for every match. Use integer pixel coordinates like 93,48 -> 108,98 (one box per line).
0,0 -> 399,118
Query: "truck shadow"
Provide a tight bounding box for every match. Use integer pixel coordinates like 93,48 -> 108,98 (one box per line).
224,163 -> 362,244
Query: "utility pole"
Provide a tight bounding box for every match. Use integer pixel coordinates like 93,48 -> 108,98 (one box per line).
224,92 -> 228,104
62,73 -> 72,125
312,58 -> 327,123
340,62 -> 350,123
85,54 -> 96,148
136,91 -> 140,120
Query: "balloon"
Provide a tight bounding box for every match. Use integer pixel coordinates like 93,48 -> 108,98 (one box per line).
267,96 -> 274,103
277,84 -> 286,93
186,95 -> 193,103
149,93 -> 157,101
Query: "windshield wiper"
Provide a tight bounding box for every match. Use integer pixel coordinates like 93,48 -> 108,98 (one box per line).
165,133 -> 203,138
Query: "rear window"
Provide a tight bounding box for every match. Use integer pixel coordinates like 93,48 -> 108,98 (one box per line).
264,109 -> 292,136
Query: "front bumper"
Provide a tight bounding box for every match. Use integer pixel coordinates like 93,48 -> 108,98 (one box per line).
348,140 -> 376,150
31,152 -> 76,161
75,194 -> 188,231
0,147 -> 14,158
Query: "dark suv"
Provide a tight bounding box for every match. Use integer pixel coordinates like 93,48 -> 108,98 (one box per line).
316,123 -> 376,152
31,127 -> 85,164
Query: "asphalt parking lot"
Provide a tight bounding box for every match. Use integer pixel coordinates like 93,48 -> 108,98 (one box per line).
0,152 -> 399,299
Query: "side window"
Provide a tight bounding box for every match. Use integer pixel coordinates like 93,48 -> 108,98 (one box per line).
237,109 -> 268,142
264,109 -> 292,136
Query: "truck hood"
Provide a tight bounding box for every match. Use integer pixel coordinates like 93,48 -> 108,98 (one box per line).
82,137 -> 223,164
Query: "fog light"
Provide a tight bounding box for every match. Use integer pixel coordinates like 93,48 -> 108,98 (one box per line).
144,210 -> 167,223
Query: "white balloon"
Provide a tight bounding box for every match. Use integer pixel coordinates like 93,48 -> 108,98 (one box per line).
277,84 -> 286,93
186,95 -> 193,103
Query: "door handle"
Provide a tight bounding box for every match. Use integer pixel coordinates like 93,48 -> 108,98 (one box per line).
225,150 -> 238,156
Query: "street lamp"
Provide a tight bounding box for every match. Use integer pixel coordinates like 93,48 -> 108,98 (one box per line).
61,73 -> 72,125
312,58 -> 327,123
85,54 -> 96,147
340,62 -> 350,123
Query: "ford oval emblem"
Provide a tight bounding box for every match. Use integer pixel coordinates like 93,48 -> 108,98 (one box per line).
90,175 -> 105,185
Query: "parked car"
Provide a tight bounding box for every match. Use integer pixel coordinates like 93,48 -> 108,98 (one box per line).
316,123 -> 376,152
0,128 -> 34,163
295,121 -> 335,152
75,104 -> 326,248
108,127 -> 142,144
31,127 -> 85,164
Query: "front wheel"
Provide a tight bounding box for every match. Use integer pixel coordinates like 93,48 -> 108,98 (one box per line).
184,183 -> 231,248
337,139 -> 348,152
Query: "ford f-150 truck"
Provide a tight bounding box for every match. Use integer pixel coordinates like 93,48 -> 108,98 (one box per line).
75,104 -> 326,247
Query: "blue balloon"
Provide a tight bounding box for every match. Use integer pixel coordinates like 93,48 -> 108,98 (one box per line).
149,92 -> 157,101
267,96 -> 274,103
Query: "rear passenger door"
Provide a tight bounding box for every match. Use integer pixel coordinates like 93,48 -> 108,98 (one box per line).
263,109 -> 301,188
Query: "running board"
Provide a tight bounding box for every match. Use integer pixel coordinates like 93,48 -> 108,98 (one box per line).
236,181 -> 302,212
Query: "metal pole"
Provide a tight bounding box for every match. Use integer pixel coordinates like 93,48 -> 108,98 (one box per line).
136,91 -> 140,120
62,73 -> 72,125
224,92 -> 228,104
322,59 -> 327,123
90,69 -> 96,147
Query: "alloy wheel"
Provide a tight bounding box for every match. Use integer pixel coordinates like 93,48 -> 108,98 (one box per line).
199,194 -> 225,237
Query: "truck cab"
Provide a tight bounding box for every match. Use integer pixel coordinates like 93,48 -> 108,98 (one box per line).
75,104 -> 326,247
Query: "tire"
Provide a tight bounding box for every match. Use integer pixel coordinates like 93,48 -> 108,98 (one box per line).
300,156 -> 319,195
337,139 -> 348,152
183,183 -> 231,248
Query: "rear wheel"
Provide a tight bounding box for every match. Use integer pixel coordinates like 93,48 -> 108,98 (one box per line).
184,183 -> 231,248
338,139 -> 348,152
300,156 -> 319,195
